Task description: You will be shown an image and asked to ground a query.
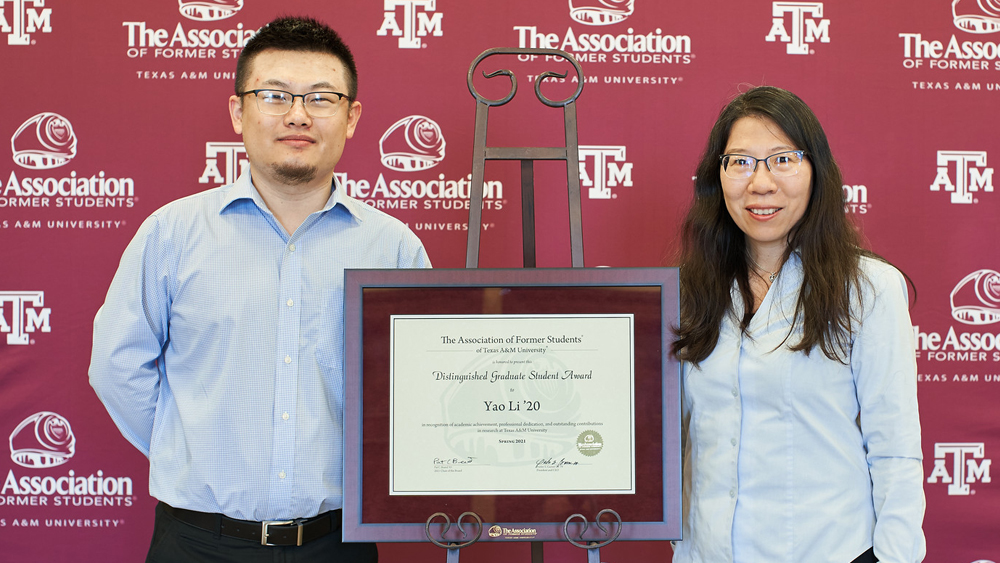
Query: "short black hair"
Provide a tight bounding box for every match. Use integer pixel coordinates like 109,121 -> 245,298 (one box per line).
235,16 -> 358,100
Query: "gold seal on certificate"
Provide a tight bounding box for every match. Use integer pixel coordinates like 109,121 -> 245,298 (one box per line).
576,430 -> 604,457
389,314 -> 636,496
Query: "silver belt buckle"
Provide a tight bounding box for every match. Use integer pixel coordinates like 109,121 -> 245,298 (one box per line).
261,519 -> 296,546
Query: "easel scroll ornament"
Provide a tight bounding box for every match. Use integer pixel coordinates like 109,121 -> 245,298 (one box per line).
465,48 -> 586,268
425,511 -> 484,563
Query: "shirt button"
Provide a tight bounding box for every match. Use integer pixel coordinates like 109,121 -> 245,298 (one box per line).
730,489 -> 736,498
731,387 -> 738,397
284,355 -> 292,364
731,438 -> 737,446
282,412 -> 289,421
279,471 -> 286,479
289,243 -> 296,252
286,299 -> 294,307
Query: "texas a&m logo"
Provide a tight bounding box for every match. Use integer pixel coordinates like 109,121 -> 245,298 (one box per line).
198,142 -> 247,186
765,2 -> 830,55
0,0 -> 52,46
579,145 -> 633,200
930,150 -> 994,204
1,291 -> 51,346
926,442 -> 992,495
376,0 -> 442,49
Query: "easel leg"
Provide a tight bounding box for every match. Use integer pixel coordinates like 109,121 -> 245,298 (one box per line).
520,159 -> 537,268
531,540 -> 544,563
466,103 -> 490,268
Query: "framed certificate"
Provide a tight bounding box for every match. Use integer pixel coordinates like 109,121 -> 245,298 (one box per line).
343,268 -> 680,542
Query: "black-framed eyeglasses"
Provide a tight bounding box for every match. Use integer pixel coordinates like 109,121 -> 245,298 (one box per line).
239,89 -> 350,118
719,150 -> 808,180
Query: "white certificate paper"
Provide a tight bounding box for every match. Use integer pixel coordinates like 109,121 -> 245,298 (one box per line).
389,314 -> 635,495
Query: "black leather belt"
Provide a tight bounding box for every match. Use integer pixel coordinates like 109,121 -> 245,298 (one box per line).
162,503 -> 338,546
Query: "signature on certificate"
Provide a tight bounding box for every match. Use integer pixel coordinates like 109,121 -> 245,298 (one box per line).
433,456 -> 476,466
535,457 -> 579,468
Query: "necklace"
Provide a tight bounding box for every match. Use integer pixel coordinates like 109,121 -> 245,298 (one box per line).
747,253 -> 779,283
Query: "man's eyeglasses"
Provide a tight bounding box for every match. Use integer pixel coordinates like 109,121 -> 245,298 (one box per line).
719,150 -> 808,180
239,89 -> 350,118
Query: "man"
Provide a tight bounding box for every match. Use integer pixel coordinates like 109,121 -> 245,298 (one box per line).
89,16 -> 428,562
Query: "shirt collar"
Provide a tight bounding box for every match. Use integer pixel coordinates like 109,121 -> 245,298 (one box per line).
218,169 -> 260,214
326,175 -> 366,221
218,170 -> 366,222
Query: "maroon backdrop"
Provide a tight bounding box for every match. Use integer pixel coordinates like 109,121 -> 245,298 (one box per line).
1,1 -> 997,561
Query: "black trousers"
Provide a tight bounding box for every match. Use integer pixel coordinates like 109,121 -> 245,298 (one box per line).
146,502 -> 378,563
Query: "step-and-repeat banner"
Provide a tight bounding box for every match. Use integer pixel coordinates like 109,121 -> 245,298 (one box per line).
1,1 -> 997,561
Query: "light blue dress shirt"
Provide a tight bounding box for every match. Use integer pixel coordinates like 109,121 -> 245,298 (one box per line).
672,253 -> 925,563
89,171 -> 429,521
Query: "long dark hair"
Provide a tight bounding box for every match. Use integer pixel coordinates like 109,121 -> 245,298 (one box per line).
671,86 -> 870,365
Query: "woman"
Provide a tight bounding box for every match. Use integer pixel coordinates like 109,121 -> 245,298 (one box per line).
670,86 -> 925,563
